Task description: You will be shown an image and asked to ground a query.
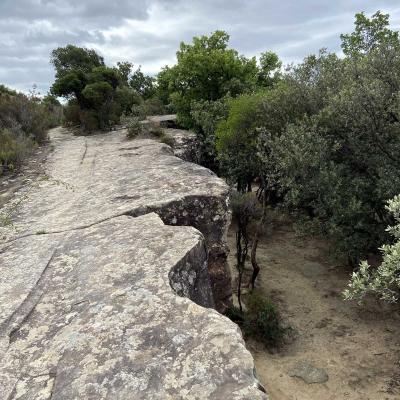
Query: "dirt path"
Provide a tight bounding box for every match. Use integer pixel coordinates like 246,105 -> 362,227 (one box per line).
227,218 -> 400,400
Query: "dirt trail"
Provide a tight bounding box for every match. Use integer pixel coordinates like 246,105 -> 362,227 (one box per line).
228,219 -> 400,400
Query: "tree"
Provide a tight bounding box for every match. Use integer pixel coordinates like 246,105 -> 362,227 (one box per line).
156,30 -> 259,128
130,67 -> 155,99
50,45 -> 140,130
231,192 -> 261,311
51,45 -> 104,78
116,61 -> 134,85
216,94 -> 263,192
341,11 -> 399,56
258,51 -> 282,87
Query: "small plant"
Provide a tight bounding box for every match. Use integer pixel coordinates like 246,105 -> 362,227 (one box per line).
244,291 -> 288,348
122,115 -> 142,139
225,291 -> 289,349
149,126 -> 164,137
0,129 -> 35,173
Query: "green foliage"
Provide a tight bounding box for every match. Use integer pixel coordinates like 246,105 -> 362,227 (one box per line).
130,67 -> 155,99
114,86 -> 142,116
131,98 -> 166,120
258,51 -> 282,87
159,133 -> 175,147
225,291 -> 288,348
341,11 -> 399,56
244,291 -> 288,347
344,195 -> 400,303
0,129 -> 34,172
190,97 -> 229,170
121,115 -> 143,139
156,30 -> 259,128
51,45 -> 150,131
0,85 -> 62,171
216,94 -> 263,191
116,61 -> 134,85
250,11 -> 400,263
51,45 -> 104,79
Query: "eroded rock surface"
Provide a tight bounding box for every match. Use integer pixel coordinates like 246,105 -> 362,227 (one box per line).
0,128 -> 267,399
163,128 -> 200,163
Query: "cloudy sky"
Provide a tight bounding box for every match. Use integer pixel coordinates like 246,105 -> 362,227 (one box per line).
1,0 -> 400,95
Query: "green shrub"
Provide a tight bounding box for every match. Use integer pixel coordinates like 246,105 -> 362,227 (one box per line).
149,126 -> 164,137
225,291 -> 289,348
190,97 -> 229,171
141,98 -> 166,117
225,305 -> 245,324
0,86 -> 62,172
63,101 -> 80,127
121,115 -> 142,139
79,109 -> 99,132
0,129 -> 34,172
344,195 -> 400,303
244,291 -> 288,347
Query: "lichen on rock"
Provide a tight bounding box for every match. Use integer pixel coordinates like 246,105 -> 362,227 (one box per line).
0,127 -> 267,399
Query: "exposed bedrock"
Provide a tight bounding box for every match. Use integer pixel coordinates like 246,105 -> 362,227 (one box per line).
0,127 -> 267,399
162,128 -> 200,163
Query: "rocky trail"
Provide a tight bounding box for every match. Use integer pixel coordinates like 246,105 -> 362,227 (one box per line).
0,126 -> 266,399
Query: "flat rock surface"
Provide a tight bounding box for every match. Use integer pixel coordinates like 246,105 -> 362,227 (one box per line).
0,128 -> 227,240
0,128 -> 266,399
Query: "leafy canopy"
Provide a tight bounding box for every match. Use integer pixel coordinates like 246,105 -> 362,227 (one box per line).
156,30 -> 259,127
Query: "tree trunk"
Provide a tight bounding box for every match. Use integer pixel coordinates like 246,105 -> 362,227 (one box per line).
249,234 -> 260,290
248,183 -> 267,289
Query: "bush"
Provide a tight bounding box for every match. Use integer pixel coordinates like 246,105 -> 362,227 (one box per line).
79,109 -> 99,132
121,115 -> 142,139
0,86 -> 62,171
225,291 -> 288,348
131,98 -> 166,121
244,291 -> 288,347
0,129 -> 34,172
190,97 -> 229,170
344,195 -> 400,303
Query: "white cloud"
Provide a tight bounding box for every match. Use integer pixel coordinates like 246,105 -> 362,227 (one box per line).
1,0 -> 400,93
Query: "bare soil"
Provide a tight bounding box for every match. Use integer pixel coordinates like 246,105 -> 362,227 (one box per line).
227,216 -> 400,400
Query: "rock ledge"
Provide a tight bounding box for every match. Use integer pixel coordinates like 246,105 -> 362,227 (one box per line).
0,128 -> 267,399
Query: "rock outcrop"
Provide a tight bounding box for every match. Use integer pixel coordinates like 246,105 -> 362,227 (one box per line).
0,128 -> 267,399
163,128 -> 200,163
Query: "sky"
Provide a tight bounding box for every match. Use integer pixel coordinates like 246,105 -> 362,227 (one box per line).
1,0 -> 400,95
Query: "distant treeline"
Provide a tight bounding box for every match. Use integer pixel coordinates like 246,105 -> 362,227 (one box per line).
50,45 -> 165,131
